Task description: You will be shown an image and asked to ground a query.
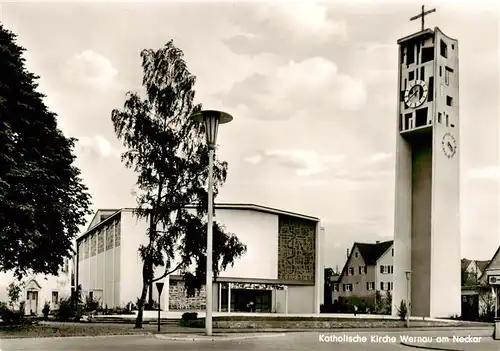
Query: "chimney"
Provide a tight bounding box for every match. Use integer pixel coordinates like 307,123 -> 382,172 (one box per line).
347,248 -> 350,259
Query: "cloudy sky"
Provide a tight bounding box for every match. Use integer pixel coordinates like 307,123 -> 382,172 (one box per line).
1,1 -> 498,269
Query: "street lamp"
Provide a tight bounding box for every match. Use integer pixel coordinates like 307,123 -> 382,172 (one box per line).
190,110 -> 233,336
405,270 -> 411,328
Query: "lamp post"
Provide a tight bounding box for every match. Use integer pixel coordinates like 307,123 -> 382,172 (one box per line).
190,110 -> 233,336
405,270 -> 411,328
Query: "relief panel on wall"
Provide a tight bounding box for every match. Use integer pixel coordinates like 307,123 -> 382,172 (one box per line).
277,215 -> 316,282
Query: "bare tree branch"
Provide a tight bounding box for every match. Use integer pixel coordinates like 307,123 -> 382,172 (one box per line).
151,260 -> 187,283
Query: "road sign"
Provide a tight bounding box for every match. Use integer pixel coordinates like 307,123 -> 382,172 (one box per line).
488,275 -> 500,285
156,282 -> 164,295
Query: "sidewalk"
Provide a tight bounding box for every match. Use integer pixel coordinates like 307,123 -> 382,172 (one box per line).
400,338 -> 499,351
155,332 -> 287,341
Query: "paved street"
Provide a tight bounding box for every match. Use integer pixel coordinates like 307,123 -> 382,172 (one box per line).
1,329 -> 497,351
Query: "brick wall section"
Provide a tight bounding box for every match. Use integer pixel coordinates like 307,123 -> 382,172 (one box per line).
212,319 -> 465,329
169,281 -> 207,311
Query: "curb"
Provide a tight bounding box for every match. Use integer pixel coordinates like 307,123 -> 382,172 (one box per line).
0,333 -> 154,340
154,333 -> 287,341
400,342 -> 463,351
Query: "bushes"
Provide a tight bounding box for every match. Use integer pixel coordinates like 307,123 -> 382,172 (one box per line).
397,299 -> 408,321
179,312 -> 203,328
55,297 -> 74,322
84,295 -> 100,312
42,301 -> 50,321
0,301 -> 27,326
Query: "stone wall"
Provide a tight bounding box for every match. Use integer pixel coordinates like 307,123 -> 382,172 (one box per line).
169,281 -> 206,311
212,318 -> 467,329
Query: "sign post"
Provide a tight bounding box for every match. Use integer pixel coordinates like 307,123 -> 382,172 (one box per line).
487,273 -> 500,340
156,282 -> 164,332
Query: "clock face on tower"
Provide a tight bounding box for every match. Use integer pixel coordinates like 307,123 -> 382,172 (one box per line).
404,80 -> 429,108
441,132 -> 457,158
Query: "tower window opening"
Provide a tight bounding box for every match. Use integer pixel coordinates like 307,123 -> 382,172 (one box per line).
399,114 -> 404,131
421,47 -> 434,63
451,44 -> 455,50
405,113 -> 413,130
446,114 -> 449,127
416,42 -> 420,64
445,66 -> 453,86
415,107 -> 428,128
450,123 -> 455,128
438,112 -> 442,123
409,70 -> 415,81
400,46 -> 405,64
406,44 -> 415,65
446,96 -> 453,106
439,66 -> 442,77
400,91 -> 405,102
428,76 -> 434,102
420,66 -> 425,81
440,40 -> 448,58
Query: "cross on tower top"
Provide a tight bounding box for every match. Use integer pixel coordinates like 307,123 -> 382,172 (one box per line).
410,5 -> 436,31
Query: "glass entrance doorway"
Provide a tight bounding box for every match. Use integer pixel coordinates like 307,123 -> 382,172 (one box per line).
220,288 -> 272,312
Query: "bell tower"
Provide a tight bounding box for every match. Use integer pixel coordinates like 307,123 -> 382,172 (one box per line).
392,7 -> 461,318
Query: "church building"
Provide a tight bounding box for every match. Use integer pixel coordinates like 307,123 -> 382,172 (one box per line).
75,204 -> 325,314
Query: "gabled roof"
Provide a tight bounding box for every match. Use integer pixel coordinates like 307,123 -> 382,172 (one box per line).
357,240 -> 393,265
461,258 -> 472,271
476,260 -> 489,273
86,209 -> 120,231
337,240 -> 394,283
479,246 -> 500,281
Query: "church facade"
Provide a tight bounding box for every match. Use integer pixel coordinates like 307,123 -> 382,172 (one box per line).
75,204 -> 325,314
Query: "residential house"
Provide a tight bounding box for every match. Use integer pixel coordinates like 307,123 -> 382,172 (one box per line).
323,267 -> 340,307
0,258 -> 72,316
460,258 -> 489,320
477,247 -> 500,318
461,259 -> 489,286
332,240 -> 393,303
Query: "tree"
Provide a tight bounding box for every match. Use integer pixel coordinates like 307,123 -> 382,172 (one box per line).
384,290 -> 392,314
374,290 -> 383,313
0,25 -> 92,278
111,40 -> 246,328
7,281 -> 22,308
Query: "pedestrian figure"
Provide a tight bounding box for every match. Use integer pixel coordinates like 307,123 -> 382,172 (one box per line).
353,304 -> 358,316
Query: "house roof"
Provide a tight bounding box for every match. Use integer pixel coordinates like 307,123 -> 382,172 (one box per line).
476,260 -> 489,273
462,257 -> 492,280
337,240 -> 394,283
461,258 -> 471,271
356,240 -> 394,265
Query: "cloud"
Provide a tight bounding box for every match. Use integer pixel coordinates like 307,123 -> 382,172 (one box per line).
75,135 -> 123,158
63,50 -> 118,88
258,3 -> 348,42
243,154 -> 263,165
364,152 -> 393,164
222,57 -> 367,120
467,166 -> 500,182
244,149 -> 345,176
331,169 -> 394,182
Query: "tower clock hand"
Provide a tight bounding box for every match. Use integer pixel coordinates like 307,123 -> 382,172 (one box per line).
447,142 -> 453,150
